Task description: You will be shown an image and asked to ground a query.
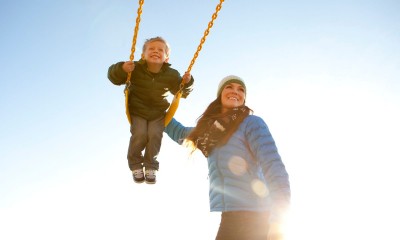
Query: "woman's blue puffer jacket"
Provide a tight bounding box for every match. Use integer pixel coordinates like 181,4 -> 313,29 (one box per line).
164,115 -> 290,223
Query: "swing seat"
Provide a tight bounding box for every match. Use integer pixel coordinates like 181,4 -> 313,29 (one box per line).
124,86 -> 132,124
125,83 -> 182,126
165,91 -> 182,126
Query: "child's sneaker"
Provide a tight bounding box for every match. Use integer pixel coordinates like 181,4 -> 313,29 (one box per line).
145,169 -> 156,184
132,169 -> 145,183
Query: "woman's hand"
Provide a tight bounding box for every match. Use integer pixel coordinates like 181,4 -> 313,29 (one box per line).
267,223 -> 285,240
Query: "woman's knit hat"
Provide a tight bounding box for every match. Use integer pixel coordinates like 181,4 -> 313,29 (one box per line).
216,75 -> 246,97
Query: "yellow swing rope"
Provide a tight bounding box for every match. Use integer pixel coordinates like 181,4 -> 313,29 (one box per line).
125,0 -> 225,126
164,0 -> 225,126
125,0 -> 144,125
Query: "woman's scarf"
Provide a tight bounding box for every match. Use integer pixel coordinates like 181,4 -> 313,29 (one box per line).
195,106 -> 250,157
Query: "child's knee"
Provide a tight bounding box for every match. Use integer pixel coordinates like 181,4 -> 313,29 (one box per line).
148,128 -> 163,139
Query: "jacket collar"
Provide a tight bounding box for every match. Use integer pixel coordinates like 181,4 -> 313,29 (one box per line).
137,58 -> 171,72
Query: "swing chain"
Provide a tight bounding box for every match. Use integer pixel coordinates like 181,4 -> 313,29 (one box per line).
177,0 -> 224,93
186,0 -> 224,74
126,0 -> 145,84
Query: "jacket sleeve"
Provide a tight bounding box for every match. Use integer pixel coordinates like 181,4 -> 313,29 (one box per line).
107,61 -> 128,86
164,118 -> 193,144
246,116 -> 291,224
181,76 -> 194,99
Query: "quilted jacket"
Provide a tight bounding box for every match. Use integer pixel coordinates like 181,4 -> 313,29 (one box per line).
164,115 -> 290,223
108,59 -> 194,120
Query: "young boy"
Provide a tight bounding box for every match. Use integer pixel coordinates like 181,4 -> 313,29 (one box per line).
108,36 -> 194,184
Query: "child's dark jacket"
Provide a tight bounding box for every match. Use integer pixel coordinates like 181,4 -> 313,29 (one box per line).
108,59 -> 194,120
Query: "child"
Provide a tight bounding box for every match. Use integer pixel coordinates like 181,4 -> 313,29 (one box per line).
108,36 -> 194,184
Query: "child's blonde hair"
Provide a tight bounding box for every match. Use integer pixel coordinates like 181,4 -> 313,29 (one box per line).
142,36 -> 170,57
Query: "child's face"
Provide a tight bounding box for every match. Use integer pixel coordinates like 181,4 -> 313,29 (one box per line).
142,41 -> 169,64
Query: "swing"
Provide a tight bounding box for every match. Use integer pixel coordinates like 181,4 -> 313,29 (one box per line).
124,0 -> 225,126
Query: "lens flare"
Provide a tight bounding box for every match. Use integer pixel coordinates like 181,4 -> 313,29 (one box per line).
251,179 -> 269,197
227,156 -> 247,176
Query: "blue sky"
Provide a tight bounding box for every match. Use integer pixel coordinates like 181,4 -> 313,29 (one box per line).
1,1 -> 399,239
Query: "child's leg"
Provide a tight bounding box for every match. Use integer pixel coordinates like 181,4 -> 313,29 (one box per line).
127,115 -> 148,171
143,115 -> 164,171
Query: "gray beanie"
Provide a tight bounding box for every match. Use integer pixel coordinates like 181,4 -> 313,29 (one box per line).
216,75 -> 246,97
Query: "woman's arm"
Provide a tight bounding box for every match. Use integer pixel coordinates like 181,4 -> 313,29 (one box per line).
164,118 -> 193,144
246,116 -> 291,223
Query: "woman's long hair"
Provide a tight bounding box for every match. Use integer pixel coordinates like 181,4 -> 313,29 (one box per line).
185,96 -> 252,154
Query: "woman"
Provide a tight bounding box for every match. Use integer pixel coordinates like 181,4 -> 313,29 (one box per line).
165,75 -> 290,240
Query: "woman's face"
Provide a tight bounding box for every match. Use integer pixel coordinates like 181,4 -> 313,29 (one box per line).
220,82 -> 246,113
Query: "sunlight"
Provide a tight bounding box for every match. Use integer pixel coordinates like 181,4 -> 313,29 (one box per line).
251,179 -> 269,198
227,156 -> 247,176
249,82 -> 400,240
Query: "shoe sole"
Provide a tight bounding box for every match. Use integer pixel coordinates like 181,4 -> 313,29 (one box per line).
134,179 -> 145,184
145,179 -> 156,184
133,175 -> 145,184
